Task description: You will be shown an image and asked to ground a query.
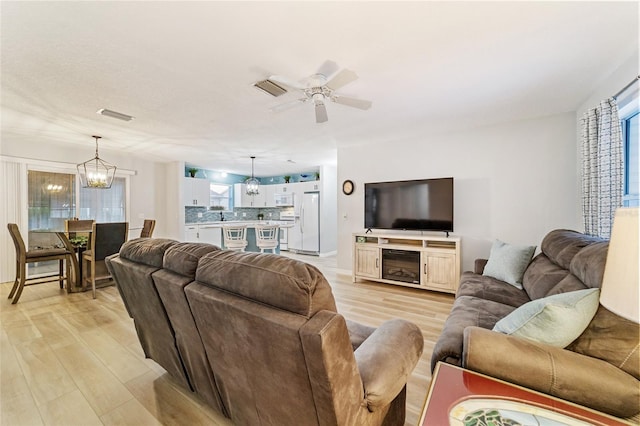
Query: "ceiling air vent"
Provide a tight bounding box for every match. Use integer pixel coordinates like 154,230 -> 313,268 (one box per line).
253,79 -> 287,97
97,108 -> 134,121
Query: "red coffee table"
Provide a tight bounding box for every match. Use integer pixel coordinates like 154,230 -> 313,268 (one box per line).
420,362 -> 631,426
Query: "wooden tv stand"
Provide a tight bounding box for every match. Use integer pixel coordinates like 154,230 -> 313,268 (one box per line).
352,232 -> 461,293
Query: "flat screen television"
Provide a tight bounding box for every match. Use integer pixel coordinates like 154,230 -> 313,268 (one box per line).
364,177 -> 454,233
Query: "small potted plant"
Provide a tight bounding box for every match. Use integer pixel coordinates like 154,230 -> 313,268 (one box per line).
284,175 -> 291,184
315,171 -> 320,181
188,168 -> 198,178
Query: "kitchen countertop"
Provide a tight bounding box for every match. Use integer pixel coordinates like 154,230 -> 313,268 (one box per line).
185,220 -> 294,228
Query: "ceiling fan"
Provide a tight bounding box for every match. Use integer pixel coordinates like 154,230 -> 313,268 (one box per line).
268,61 -> 372,124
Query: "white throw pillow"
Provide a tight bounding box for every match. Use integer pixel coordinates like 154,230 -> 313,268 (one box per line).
492,288 -> 600,347
482,239 -> 536,289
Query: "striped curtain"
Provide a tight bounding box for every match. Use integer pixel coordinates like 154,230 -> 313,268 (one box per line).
581,98 -> 624,238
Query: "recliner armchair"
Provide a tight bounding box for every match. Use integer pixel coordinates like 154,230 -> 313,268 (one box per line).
106,239 -> 423,425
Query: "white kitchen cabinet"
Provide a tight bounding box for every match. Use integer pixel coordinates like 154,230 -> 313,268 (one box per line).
184,225 -> 199,242
183,177 -> 210,206
198,224 -> 223,247
234,183 -> 268,207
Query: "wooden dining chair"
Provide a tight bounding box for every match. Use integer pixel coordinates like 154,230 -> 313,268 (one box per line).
82,222 -> 128,299
140,219 -> 156,238
6,223 -> 75,304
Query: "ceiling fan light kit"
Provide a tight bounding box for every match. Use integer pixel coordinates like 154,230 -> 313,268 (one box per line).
265,62 -> 372,124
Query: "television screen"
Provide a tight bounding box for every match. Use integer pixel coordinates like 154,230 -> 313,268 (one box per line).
364,178 -> 454,232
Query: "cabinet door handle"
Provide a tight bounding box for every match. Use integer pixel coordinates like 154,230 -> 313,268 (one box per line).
375,258 -> 379,268
424,263 -> 427,275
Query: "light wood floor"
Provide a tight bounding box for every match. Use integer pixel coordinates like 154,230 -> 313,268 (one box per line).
1,252 -> 454,426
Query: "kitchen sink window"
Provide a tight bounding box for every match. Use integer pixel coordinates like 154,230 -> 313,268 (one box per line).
210,183 -> 231,210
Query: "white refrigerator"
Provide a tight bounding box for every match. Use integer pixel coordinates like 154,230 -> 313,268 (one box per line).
289,191 -> 320,254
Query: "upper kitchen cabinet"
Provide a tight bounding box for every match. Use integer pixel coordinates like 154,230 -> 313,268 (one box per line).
234,183 -> 266,208
183,177 -> 210,206
299,180 -> 321,192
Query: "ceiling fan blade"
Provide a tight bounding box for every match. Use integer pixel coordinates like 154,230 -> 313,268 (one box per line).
315,102 -> 328,123
325,69 -> 358,91
268,75 -> 306,90
331,95 -> 372,110
270,98 -> 308,112
316,60 -> 339,79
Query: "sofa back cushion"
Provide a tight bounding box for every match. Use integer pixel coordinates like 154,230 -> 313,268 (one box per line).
539,230 -> 605,270
118,238 -> 177,268
546,242 -> 609,297
568,305 -> 640,380
185,281 -> 324,425
106,239 -> 191,390
522,230 -> 607,300
163,242 -> 221,277
195,250 -> 337,317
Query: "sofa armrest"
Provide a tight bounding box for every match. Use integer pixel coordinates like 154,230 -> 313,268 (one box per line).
354,319 -> 423,411
462,326 -> 640,418
346,319 -> 376,351
474,258 -> 488,274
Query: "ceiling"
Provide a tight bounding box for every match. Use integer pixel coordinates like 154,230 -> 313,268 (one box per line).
1,1 -> 638,176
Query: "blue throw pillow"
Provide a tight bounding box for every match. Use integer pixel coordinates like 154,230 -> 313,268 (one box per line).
493,288 -> 600,347
482,239 -> 536,288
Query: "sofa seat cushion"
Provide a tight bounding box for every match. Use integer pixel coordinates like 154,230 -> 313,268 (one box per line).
195,250 -> 337,318
430,296 -> 517,371
456,272 -> 531,308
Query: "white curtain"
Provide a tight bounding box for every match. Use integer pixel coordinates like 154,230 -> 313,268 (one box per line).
581,98 -> 624,238
0,160 -> 27,282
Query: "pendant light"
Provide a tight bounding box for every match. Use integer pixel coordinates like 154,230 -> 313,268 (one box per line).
245,156 -> 260,196
77,135 -> 117,189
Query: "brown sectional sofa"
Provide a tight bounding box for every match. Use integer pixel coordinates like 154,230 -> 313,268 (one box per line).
106,239 -> 423,426
430,229 -> 640,419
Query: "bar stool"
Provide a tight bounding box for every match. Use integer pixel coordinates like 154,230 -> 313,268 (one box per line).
255,224 -> 279,253
223,225 -> 248,251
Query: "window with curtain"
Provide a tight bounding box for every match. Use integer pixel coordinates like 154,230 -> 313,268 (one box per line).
78,176 -> 126,222
622,111 -> 639,207
28,170 -> 76,231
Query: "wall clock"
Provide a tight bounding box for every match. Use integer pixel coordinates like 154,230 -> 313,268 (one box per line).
342,180 -> 355,195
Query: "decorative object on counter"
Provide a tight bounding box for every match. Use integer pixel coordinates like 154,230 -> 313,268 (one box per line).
284,175 -> 291,183
210,205 -> 224,210
188,168 -> 198,178
245,156 -> 260,196
315,171 -> 320,180
77,135 -> 117,189
257,213 -> 264,220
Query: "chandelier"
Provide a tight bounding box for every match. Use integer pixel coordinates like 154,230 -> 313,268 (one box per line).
245,156 -> 260,196
77,135 -> 117,189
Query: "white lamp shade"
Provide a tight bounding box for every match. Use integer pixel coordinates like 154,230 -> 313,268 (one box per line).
599,207 -> 639,323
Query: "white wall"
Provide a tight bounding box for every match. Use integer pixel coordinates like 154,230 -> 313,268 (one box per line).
0,137 -> 167,236
337,112 -> 579,272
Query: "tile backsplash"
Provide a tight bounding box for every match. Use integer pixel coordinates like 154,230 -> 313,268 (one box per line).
185,207 -> 292,223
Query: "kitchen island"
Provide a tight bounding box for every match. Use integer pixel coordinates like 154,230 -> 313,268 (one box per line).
184,220 -> 294,253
